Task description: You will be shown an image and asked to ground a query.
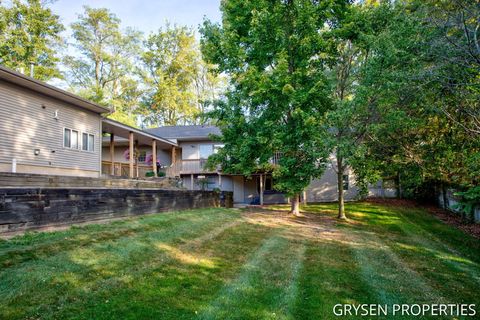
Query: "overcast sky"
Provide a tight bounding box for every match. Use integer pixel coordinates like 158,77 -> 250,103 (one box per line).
50,0 -> 222,35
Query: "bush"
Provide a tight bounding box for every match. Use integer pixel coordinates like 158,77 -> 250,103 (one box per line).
145,171 -> 155,177
145,171 -> 166,177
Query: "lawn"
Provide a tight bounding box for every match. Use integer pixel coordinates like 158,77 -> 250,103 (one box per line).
0,202 -> 479,319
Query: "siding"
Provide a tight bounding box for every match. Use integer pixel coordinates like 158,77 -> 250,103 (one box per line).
306,166 -> 360,202
0,80 -> 102,174
179,141 -> 221,160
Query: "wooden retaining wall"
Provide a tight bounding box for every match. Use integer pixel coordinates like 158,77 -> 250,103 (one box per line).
0,188 -> 230,234
0,172 -> 179,189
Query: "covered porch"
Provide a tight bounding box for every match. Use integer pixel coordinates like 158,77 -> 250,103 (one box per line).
101,118 -> 177,179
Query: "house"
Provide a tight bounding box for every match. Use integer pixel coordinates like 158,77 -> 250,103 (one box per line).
0,64 -> 366,203
140,125 -> 362,204
101,124 -> 363,204
146,125 -> 281,204
0,66 -> 174,178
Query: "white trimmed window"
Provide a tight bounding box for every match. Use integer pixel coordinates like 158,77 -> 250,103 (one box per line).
71,130 -> 79,149
64,128 -> 71,148
82,132 -> 95,152
64,128 -> 79,149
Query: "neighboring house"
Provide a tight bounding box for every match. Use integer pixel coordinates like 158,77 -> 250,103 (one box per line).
0,66 -> 175,178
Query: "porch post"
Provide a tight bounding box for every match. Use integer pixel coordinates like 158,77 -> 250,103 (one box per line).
171,147 -> 176,164
109,133 -> 115,175
129,131 -> 134,178
190,174 -> 194,190
135,140 -> 139,178
218,173 -> 222,189
152,140 -> 157,177
259,174 -> 264,206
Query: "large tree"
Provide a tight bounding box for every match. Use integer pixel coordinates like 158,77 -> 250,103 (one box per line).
201,0 -> 348,215
139,25 -> 222,126
0,0 -> 64,80
64,6 -> 142,126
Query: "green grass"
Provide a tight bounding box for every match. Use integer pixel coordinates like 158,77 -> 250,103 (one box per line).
0,202 -> 479,319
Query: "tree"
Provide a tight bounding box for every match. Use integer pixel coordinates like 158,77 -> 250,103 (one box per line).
64,6 -> 142,126
201,0 -> 348,215
0,0 -> 64,81
139,24 -> 222,127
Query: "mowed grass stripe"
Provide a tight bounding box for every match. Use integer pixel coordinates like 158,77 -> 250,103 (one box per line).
343,203 -> 480,305
52,218 -> 275,320
0,208 -> 236,268
376,210 -> 480,305
292,239 -> 376,320
199,232 -> 306,320
0,209 -> 244,319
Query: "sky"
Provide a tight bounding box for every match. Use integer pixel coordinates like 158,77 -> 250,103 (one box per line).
50,0 -> 222,35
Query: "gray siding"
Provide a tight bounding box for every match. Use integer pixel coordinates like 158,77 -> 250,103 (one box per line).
306,166 -> 360,202
0,80 -> 102,173
179,141 -> 222,160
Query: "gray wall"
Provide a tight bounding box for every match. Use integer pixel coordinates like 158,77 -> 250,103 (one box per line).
0,80 -> 102,176
306,166 -> 360,202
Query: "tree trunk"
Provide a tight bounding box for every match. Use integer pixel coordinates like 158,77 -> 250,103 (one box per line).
291,193 -> 301,216
441,183 -> 448,210
337,154 -> 346,220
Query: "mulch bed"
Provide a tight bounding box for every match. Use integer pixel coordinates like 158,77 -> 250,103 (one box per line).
367,198 -> 480,239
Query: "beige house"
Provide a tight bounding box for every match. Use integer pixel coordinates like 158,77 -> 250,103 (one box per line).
0,66 -> 175,178
0,65 -> 367,203
118,125 -> 362,204
0,66 -> 109,177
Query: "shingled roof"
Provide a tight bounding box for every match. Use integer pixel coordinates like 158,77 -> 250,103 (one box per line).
146,125 -> 221,140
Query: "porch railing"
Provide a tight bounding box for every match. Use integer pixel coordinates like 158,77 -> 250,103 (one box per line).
165,159 -> 220,177
101,161 -> 156,178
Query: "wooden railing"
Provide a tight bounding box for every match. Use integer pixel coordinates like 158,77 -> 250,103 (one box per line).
165,159 -> 220,177
101,161 -> 156,178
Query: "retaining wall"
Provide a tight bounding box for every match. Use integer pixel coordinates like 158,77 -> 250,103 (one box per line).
0,172 -> 180,189
0,188 -> 230,234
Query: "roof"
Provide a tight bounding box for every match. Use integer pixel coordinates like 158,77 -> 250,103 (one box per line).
146,125 -> 221,141
102,118 -> 177,148
0,65 -> 110,114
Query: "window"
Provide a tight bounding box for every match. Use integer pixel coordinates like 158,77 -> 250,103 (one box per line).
199,144 -> 213,159
82,133 -> 88,151
71,130 -> 79,149
138,151 -> 147,162
65,128 -> 93,151
64,128 -> 79,149
82,133 -> 95,152
64,128 -> 71,148
342,174 -> 349,190
88,134 -> 94,152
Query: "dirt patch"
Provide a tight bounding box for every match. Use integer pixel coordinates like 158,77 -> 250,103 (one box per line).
240,207 -> 342,242
367,198 -> 480,240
